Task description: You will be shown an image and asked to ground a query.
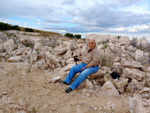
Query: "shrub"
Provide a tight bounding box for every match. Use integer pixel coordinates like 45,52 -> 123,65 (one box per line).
0,22 -> 20,31
22,40 -> 35,49
74,34 -> 81,39
25,28 -> 34,32
64,33 -> 74,38
101,52 -> 115,68
117,36 -> 121,40
64,33 -> 82,39
103,42 -> 108,49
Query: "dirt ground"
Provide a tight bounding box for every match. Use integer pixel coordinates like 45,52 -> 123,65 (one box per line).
0,62 -> 130,113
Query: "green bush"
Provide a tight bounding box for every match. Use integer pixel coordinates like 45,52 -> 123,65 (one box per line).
74,34 -> 81,39
64,33 -> 82,39
25,28 -> 34,32
0,22 -> 20,31
64,33 -> 74,38
117,36 -> 121,40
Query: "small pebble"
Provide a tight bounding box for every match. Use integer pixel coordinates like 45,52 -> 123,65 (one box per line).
2,92 -> 8,95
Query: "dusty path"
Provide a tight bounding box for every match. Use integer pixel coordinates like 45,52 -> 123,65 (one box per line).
0,62 -> 129,113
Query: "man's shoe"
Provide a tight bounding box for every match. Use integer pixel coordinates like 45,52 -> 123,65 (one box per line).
59,81 -> 69,85
65,87 -> 72,93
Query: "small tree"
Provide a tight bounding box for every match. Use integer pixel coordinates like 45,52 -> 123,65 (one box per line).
117,36 -> 121,40
74,34 -> 81,39
64,33 -> 74,38
11,25 -> 20,31
25,28 -> 34,32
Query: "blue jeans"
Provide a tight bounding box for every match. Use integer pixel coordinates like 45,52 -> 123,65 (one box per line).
64,63 -> 99,90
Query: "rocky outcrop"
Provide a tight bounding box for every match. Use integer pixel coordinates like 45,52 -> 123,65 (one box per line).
139,37 -> 149,49
101,81 -> 119,96
134,49 -> 149,63
129,96 -> 150,113
0,30 -> 150,97
121,60 -> 146,71
3,39 -> 16,53
45,51 -> 60,69
123,68 -> 145,80
7,56 -> 22,62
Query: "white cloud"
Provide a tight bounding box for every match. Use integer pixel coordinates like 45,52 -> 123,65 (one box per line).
0,0 -> 150,40
109,24 -> 150,33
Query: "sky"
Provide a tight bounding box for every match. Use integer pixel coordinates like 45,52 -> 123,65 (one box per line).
0,0 -> 150,41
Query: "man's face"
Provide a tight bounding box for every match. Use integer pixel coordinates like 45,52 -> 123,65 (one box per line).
88,40 -> 96,50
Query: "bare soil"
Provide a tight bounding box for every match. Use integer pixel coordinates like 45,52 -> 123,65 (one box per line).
0,62 -> 129,113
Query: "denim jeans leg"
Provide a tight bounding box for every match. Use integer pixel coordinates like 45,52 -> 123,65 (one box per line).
64,63 -> 87,84
70,66 -> 99,90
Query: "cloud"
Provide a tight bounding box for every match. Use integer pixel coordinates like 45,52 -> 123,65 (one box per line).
62,0 -> 76,5
109,24 -> 150,34
0,0 -> 150,39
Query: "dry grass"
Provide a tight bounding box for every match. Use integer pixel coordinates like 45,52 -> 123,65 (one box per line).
19,27 -> 62,36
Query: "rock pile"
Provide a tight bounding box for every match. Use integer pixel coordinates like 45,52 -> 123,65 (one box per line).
0,31 -> 150,112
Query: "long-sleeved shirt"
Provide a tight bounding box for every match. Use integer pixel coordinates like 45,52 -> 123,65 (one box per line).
81,47 -> 101,66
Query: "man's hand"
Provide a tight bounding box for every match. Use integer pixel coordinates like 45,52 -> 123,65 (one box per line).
81,66 -> 87,72
74,57 -> 79,62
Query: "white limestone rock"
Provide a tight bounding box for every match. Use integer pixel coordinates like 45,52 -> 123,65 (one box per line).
101,81 -> 119,96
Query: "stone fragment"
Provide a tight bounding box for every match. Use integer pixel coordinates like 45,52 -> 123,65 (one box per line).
48,76 -> 61,83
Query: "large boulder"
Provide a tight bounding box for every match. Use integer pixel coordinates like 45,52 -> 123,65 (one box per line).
3,39 -> 16,53
134,49 -> 149,63
147,67 -> 150,72
123,68 -> 145,80
66,58 -> 74,64
101,81 -> 119,96
34,41 -> 43,50
85,79 -> 94,89
112,62 -> 122,73
0,44 -> 4,53
140,37 -> 149,49
64,47 -> 72,59
7,56 -> 22,62
61,64 -> 74,72
36,59 -> 49,70
53,45 -> 68,55
89,69 -> 104,79
129,97 -> 149,113
121,60 -> 146,71
86,34 -> 117,44
0,33 -> 8,42
70,40 -> 77,51
118,36 -> 130,46
45,51 -> 60,69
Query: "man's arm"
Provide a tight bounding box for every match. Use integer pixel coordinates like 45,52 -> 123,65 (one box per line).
86,63 -> 95,68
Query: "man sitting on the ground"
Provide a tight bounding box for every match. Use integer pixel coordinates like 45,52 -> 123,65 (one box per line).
59,39 -> 101,93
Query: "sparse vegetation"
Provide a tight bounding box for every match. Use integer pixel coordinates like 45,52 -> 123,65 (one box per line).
117,36 -> 121,40
0,22 -> 62,36
64,33 -> 74,38
144,73 -> 150,87
22,40 -> 35,49
0,22 -> 20,31
25,28 -> 34,32
103,42 -> 108,49
74,34 -> 81,39
64,33 -> 81,39
101,52 -> 115,68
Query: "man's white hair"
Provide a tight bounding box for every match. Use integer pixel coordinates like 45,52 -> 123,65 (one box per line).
88,39 -> 97,46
